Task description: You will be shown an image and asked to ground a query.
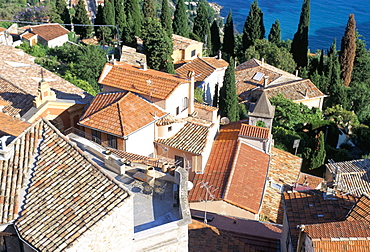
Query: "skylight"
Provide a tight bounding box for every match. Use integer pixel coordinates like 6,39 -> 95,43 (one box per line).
253,72 -> 265,81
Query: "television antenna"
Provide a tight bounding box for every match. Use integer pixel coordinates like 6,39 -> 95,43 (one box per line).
198,181 -> 219,224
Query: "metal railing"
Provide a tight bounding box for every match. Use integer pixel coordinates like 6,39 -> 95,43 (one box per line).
64,127 -> 111,148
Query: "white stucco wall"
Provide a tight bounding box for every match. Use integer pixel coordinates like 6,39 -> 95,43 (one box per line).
201,69 -> 226,105
65,194 -> 134,252
45,34 -> 69,48
165,83 -> 190,117
294,97 -> 324,110
126,123 -> 156,157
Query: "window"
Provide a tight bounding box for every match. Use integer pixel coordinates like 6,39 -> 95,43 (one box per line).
107,134 -> 117,149
175,155 -> 184,168
191,50 -> 196,57
91,129 -> 101,143
176,106 -> 180,115
182,97 -> 188,111
168,126 -> 172,132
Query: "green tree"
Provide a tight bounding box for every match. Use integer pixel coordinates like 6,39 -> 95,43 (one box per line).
194,87 -> 204,103
125,0 -> 142,36
94,4 -> 104,37
141,18 -> 175,73
308,132 -> 326,169
210,20 -> 220,56
73,0 -> 93,39
55,0 -> 71,28
172,0 -> 189,37
352,34 -> 370,83
242,0 -> 265,51
143,0 -> 156,19
244,39 -> 296,73
102,0 -> 115,43
291,0 -> 310,68
114,0 -> 127,40
212,82 -> 219,107
223,10 -> 235,57
268,19 -> 281,44
340,14 -> 356,87
219,57 -> 239,121
160,0 -> 173,37
193,2 -> 211,54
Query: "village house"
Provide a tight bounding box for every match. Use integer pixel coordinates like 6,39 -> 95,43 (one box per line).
171,34 -> 203,63
19,24 -> 70,48
0,27 -> 12,46
0,45 -> 92,131
175,54 -> 228,105
235,58 -> 326,110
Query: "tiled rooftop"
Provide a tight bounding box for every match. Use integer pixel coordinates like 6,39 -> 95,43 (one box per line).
296,172 -> 324,189
326,159 -> 370,197
79,92 -> 167,136
260,147 -> 302,223
99,62 -> 188,100
172,34 -> 203,50
305,220 -> 370,239
0,112 -> 30,136
176,57 -> 228,82
155,122 -> 212,155
224,141 -> 270,213
239,123 -> 270,139
283,190 -> 358,249
21,32 -> 36,40
308,239 -> 370,252
346,194 -> 370,222
194,102 -> 218,112
189,121 -> 242,202
0,119 -> 130,251
30,24 -> 69,41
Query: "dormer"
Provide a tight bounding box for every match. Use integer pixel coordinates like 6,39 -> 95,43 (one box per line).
33,81 -> 56,108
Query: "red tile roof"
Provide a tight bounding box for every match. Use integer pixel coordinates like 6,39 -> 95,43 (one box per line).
172,34 -> 203,50
239,123 -> 270,139
346,194 -> 370,222
1,119 -> 129,251
296,172 -> 324,189
30,24 -> 69,41
305,220 -> 370,239
308,239 -> 370,251
224,141 -> 270,213
0,112 -> 30,136
79,92 -> 167,136
0,27 -> 5,32
21,32 -> 37,40
176,57 -> 228,82
189,121 -> 242,202
194,102 -> 218,112
99,62 -> 188,100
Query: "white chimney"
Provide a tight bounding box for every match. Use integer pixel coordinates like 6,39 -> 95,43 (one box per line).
140,62 -> 148,70
218,50 -> 222,60
261,58 -> 265,65
295,69 -> 299,77
264,76 -> 269,87
187,70 -> 195,116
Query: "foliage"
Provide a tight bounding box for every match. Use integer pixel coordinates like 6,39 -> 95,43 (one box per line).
222,10 -> 235,57
193,2 -> 211,55
212,82 -> 218,107
352,34 -> 370,83
160,0 -> 173,37
143,0 -> 156,19
172,0 -> 189,37
244,39 -> 296,73
291,0 -> 310,68
306,132 -> 326,169
210,20 -> 220,57
15,5 -> 49,22
268,19 -> 281,44
340,14 -> 356,87
55,0 -> 71,28
73,0 -> 93,39
219,57 -> 239,121
194,87 -> 204,103
324,105 -> 359,129
325,144 -> 351,162
63,72 -> 98,95
0,21 -> 13,28
352,124 -> 370,153
242,0 -> 265,51
239,102 -> 248,119
141,18 -> 174,73
94,4 -> 104,38
103,0 -> 115,26
125,0 -> 142,37
17,42 -> 48,57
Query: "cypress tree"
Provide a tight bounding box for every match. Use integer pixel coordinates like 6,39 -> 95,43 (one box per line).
114,0 -> 127,35
160,0 -> 173,37
340,14 -> 356,87
103,0 -> 115,26
268,19 -> 281,44
172,0 -> 189,37
219,57 -> 239,121
223,10 -> 235,57
143,0 -> 156,19
55,0 -> 71,29
352,33 -> 370,83
141,18 -> 175,74
242,0 -> 265,51
125,0 -> 143,36
94,5 -> 104,39
291,0 -> 310,68
73,0 -> 93,39
318,48 -> 324,74
213,82 -> 219,107
210,20 -> 220,57
193,2 -> 211,54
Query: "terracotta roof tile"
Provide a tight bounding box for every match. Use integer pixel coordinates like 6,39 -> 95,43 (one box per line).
30,24 -> 69,41
79,92 -> 167,136
296,172 -> 324,189
346,194 -> 370,222
172,34 -> 203,50
155,122 -> 212,155
0,27 -> 5,32
176,57 -> 228,82
305,220 -> 370,239
224,141 -> 270,213
0,112 -> 30,136
21,32 -> 37,40
310,239 -> 370,251
239,123 -> 270,139
99,62 -> 188,100
194,102 -> 218,112
260,147 -> 302,223
189,121 -> 243,202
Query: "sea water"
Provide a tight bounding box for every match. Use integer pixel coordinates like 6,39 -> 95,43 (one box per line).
215,0 -> 370,51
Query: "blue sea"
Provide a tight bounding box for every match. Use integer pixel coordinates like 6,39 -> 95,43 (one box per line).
215,0 -> 370,51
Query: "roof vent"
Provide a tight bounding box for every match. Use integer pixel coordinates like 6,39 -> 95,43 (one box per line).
0,135 -> 15,161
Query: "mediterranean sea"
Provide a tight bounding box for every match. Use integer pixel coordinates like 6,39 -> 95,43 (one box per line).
215,0 -> 370,51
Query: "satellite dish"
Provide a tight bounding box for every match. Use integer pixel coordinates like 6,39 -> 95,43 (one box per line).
187,181 -> 194,191
220,117 -> 230,125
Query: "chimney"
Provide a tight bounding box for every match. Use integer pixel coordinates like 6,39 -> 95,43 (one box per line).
264,76 -> 269,87
261,58 -> 264,65
218,50 -> 222,60
33,81 -> 57,108
140,62 -> 147,71
295,69 -> 299,77
187,70 -> 195,116
0,100 -> 7,113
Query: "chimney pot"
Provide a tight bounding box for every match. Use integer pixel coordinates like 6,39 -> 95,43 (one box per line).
261,58 -> 264,65
295,69 -> 299,77
140,62 -> 148,71
218,50 -> 222,60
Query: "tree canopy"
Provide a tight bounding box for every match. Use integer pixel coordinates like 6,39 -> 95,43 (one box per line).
242,0 -> 265,51
340,14 -> 356,87
193,2 -> 211,54
160,0 -> 173,37
172,0 -> 189,37
223,10 -> 235,57
268,19 -> 281,44
73,0 -> 93,39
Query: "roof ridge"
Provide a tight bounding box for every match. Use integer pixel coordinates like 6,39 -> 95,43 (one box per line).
116,99 -> 125,136
198,57 -> 217,70
224,140 -> 242,200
